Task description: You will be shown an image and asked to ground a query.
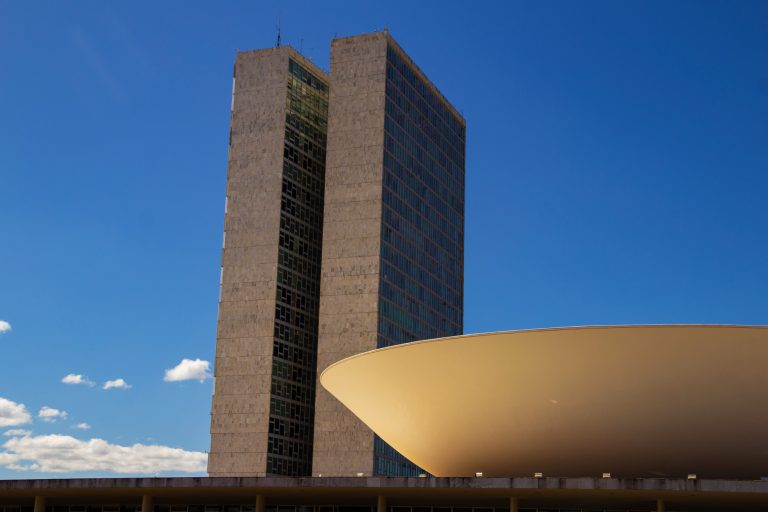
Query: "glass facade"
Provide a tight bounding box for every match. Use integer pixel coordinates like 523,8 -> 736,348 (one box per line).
267,58 -> 329,476
375,43 -> 466,476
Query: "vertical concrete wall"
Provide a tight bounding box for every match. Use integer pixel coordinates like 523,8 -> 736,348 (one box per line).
312,33 -> 389,477
208,32 -> 463,478
208,48 -> 290,477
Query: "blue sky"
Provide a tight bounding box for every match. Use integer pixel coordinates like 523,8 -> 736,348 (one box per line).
0,0 -> 766,478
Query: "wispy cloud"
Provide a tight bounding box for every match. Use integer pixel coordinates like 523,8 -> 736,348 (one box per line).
103,378 -> 131,390
164,358 -> 211,383
62,374 -> 95,387
71,27 -> 126,103
0,321 -> 11,335
72,423 -> 90,430
38,407 -> 68,423
0,434 -> 206,473
3,429 -> 31,437
0,398 -> 32,427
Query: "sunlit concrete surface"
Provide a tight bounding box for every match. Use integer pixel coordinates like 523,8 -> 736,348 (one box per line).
321,325 -> 768,479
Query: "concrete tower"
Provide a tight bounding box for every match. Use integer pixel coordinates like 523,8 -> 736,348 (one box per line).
312,32 -> 466,477
208,46 -> 329,476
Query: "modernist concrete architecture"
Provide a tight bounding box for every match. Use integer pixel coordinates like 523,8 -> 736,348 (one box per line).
4,476 -> 768,512
321,325 -> 768,480
6,330 -> 768,511
208,46 -> 330,477
2,31 -> 768,512
313,31 -> 465,479
209,31 -> 465,478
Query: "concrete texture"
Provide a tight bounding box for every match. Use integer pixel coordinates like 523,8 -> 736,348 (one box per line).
208,46 -> 328,477
210,30 -> 465,478
312,30 -> 466,478
312,32 -> 389,478
3,476 -> 768,510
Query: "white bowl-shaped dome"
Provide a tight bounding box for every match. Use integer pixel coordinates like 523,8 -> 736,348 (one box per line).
321,325 -> 768,478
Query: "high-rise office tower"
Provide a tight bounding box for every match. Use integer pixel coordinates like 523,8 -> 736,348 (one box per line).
208,31 -> 464,478
208,46 -> 329,476
312,32 -> 465,477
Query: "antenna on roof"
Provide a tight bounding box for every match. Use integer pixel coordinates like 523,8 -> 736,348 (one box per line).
275,17 -> 281,47
299,37 -> 304,54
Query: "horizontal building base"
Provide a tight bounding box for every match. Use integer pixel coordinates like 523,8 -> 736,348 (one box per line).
2,477 -> 768,511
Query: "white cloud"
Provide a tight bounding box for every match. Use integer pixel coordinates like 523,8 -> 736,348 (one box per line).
102,378 -> 131,390
73,423 -> 91,430
3,429 -> 31,437
62,374 -> 95,386
0,452 -> 17,466
0,434 -> 207,473
0,398 -> 32,427
164,358 -> 212,383
38,406 -> 68,423
0,320 -> 11,334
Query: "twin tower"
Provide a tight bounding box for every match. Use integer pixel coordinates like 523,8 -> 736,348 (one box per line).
208,31 -> 466,478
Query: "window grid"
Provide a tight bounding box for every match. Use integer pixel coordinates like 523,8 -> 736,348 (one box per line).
374,44 -> 465,476
267,57 -> 328,477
